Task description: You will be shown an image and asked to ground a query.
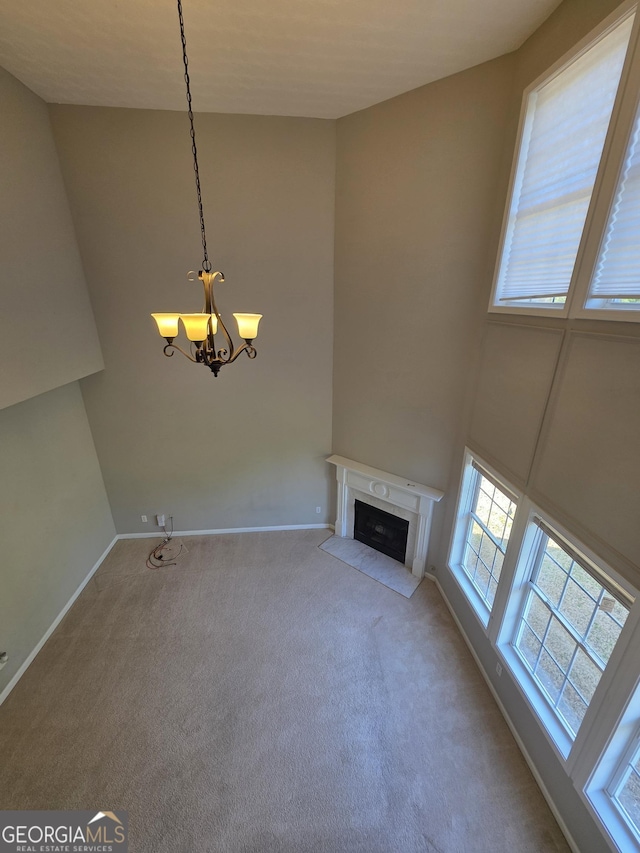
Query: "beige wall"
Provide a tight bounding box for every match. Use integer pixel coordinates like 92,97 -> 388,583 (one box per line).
0,382 -> 116,694
49,107 -> 336,533
333,54 -> 516,561
0,68 -> 103,411
0,68 -> 114,698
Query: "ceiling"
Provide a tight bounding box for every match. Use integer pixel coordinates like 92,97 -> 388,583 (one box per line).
0,0 -> 563,119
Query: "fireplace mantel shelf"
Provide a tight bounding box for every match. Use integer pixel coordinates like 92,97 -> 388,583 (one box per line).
327,456 -> 444,503
327,455 -> 444,579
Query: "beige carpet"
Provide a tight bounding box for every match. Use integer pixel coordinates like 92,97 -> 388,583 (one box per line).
0,529 -> 570,853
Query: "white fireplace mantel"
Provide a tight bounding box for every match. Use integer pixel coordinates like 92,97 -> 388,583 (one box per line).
327,455 -> 445,579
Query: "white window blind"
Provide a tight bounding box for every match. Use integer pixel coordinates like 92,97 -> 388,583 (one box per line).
494,16 -> 633,306
589,99 -> 640,303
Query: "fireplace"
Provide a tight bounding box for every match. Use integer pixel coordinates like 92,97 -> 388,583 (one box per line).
354,500 -> 409,563
327,455 -> 445,579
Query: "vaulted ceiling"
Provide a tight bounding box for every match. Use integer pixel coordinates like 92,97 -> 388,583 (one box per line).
0,0 -> 562,118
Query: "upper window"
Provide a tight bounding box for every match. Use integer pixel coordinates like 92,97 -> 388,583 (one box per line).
586,93 -> 640,311
490,11 -> 636,316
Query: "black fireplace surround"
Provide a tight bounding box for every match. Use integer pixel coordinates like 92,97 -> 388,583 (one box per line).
354,499 -> 409,564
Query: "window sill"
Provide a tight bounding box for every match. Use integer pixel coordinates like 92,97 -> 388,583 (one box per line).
488,303 -> 568,319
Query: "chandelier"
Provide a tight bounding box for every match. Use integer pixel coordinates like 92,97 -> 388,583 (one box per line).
151,0 -> 262,377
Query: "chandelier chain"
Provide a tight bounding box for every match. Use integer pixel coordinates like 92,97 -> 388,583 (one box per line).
177,0 -> 211,272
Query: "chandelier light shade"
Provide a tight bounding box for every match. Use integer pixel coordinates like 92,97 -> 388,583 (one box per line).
151,0 -> 262,377
181,312 -> 216,341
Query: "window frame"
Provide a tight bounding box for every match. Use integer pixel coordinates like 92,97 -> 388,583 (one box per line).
488,0 -> 640,321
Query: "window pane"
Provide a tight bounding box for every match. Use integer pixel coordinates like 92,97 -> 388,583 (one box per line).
545,617 -> 576,669
475,561 -> 491,597
479,532 -> 498,568
570,563 -> 601,599
517,623 -> 542,669
476,488 -> 492,526
537,553 -> 567,607
557,681 -> 587,735
559,579 -> 596,636
587,607 -> 626,664
535,649 -> 564,702
468,520 -> 482,552
568,647 -> 601,704
524,593 -> 551,639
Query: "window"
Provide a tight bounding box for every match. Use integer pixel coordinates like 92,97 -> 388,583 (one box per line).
585,93 -> 640,311
584,676 -> 640,853
448,455 -> 640,850
462,466 -> 516,609
611,737 -> 640,837
512,520 -> 631,739
448,452 -> 519,626
490,7 -> 640,319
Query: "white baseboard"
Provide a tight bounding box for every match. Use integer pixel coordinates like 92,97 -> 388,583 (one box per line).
119,523 -> 333,539
0,534 -> 119,708
432,575 -> 580,853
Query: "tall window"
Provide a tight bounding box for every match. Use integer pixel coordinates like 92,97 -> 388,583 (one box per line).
586,94 -> 640,310
448,453 -> 518,626
463,466 -> 516,610
490,11 -> 637,316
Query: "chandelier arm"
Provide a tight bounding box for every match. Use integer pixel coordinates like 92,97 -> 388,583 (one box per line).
177,0 -> 211,272
206,274 -> 236,364
163,342 -> 199,363
214,314 -> 235,363
221,342 -> 257,365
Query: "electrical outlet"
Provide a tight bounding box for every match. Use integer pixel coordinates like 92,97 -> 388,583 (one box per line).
496,662 -> 503,677
141,515 -> 148,523
0,652 -> 8,671
315,506 -> 321,514
156,514 -> 165,527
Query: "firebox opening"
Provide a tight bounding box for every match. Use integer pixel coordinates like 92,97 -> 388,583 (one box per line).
354,499 -> 409,564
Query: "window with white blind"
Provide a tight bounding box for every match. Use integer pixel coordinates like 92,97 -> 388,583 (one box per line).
490,8 -> 637,316
586,96 -> 640,311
